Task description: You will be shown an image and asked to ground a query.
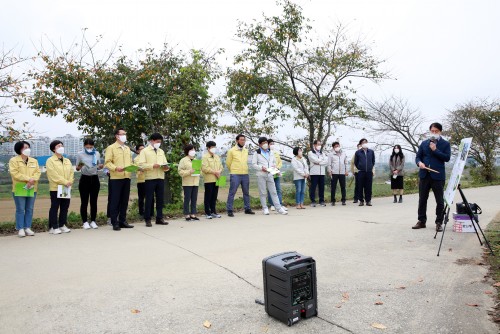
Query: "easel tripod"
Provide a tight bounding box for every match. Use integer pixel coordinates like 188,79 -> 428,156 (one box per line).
435,184 -> 494,256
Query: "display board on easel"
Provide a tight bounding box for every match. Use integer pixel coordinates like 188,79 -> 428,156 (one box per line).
443,137 -> 473,206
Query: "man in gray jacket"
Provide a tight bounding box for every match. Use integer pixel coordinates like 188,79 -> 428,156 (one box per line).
327,142 -> 348,205
252,137 -> 288,215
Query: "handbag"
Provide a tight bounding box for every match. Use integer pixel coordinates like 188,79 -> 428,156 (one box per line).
456,202 -> 482,215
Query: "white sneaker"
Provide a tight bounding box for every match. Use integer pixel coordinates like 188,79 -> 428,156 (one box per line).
90,221 -> 98,229
82,222 -> 91,229
60,225 -> 71,233
18,229 -> 26,238
24,228 -> 35,236
282,206 -> 288,211
278,207 -> 288,215
211,213 -> 222,219
205,215 -> 213,219
263,208 -> 270,215
51,228 -> 62,235
270,206 -> 276,211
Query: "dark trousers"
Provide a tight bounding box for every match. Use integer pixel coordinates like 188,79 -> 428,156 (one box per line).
79,175 -> 100,223
49,191 -> 70,229
331,174 -> 346,203
418,173 -> 445,224
183,186 -> 198,215
353,172 -> 360,201
309,175 -> 325,203
109,179 -> 131,227
137,182 -> 154,216
106,175 -> 111,218
145,179 -> 164,220
204,182 -> 219,215
357,171 -> 373,203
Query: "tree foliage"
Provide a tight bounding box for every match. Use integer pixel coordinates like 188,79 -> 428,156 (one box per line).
363,96 -> 426,154
28,33 -> 221,202
225,0 -> 387,150
446,98 -> 499,182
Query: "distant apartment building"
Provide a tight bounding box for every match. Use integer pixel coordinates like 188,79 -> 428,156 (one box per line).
53,134 -> 83,156
0,134 -> 82,157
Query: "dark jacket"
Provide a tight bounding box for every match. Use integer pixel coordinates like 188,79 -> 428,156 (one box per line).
354,149 -> 375,172
415,138 -> 451,181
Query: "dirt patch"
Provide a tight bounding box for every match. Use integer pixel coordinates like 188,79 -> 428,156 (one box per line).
455,257 -> 486,266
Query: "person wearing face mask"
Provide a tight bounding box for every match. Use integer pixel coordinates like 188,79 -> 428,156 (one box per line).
266,139 -> 286,211
46,140 -> 74,234
413,122 -> 451,232
134,144 -> 153,219
389,145 -> 405,203
327,142 -> 348,206
252,137 -> 288,215
201,141 -> 223,219
178,144 -> 200,221
225,134 -> 255,217
350,144 -> 362,203
9,141 -> 41,237
104,128 -> 135,231
138,133 -> 170,227
354,138 -> 375,206
291,147 -> 309,209
76,138 -> 103,230
307,139 -> 329,207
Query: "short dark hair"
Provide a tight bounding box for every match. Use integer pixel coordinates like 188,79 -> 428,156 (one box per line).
267,138 -> 274,144
258,137 -> 268,145
429,122 -> 443,131
184,144 -> 194,156
293,147 -> 301,156
236,134 -> 245,141
313,139 -> 321,145
358,138 -> 368,145
332,141 -> 340,148
83,138 -> 95,146
114,128 -> 125,136
206,141 -> 216,148
135,144 -> 145,151
149,133 -> 163,141
14,141 -> 30,155
50,140 -> 63,152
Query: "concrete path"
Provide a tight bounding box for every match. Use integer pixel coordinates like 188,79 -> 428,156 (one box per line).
1,186 -> 499,334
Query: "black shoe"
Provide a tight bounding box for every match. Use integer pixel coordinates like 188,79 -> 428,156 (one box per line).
319,202 -> 326,207
366,202 -> 372,206
156,218 -> 169,225
399,196 -> 403,203
185,217 -> 192,221
393,196 -> 397,203
244,209 -> 255,215
145,220 -> 152,227
190,216 -> 200,221
227,211 -> 234,217
359,201 -> 364,206
331,202 -> 336,206
342,201 -> 346,205
436,224 -> 443,232
113,225 -> 121,231
353,200 -> 358,204
120,223 -> 134,228
412,221 -> 426,229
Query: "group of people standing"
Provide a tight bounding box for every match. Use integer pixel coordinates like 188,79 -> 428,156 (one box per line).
9,122 -> 450,237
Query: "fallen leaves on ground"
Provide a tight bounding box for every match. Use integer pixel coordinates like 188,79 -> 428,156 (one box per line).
396,286 -> 406,290
203,320 -> 211,328
449,248 -> 453,252
342,292 -> 350,300
131,309 -> 141,314
417,278 -> 424,283
484,291 -> 493,295
466,303 -> 480,307
374,301 -> 384,305
371,322 -> 387,329
493,282 -> 500,287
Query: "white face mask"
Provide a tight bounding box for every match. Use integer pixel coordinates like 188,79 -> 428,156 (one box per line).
316,145 -> 322,151
394,149 -> 400,154
362,143 -> 368,149
153,142 -> 161,149
209,147 -> 217,154
22,148 -> 31,157
56,147 -> 65,155
334,147 -> 340,152
261,144 -> 269,150
269,144 -> 275,150
429,133 -> 440,141
118,135 -> 127,143
188,150 -> 196,157
85,148 -> 94,154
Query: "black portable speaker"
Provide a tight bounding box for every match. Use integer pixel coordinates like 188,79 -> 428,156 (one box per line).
262,251 -> 318,326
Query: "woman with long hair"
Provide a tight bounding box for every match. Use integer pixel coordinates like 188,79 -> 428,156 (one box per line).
389,144 -> 405,203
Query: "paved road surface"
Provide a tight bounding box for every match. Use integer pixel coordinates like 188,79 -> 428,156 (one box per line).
1,186 -> 498,334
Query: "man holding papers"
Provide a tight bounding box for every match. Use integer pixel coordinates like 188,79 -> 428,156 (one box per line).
252,137 -> 288,215
201,141 -> 223,219
104,128 -> 134,231
137,133 -> 170,227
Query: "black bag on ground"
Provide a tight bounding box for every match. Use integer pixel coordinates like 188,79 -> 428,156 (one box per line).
456,202 -> 482,215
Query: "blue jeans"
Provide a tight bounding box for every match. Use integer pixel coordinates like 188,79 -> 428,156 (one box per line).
12,192 -> 37,230
293,179 -> 306,204
226,174 -> 250,211
267,176 -> 283,206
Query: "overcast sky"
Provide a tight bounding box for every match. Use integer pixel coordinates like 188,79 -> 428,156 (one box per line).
2,0 -> 499,149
